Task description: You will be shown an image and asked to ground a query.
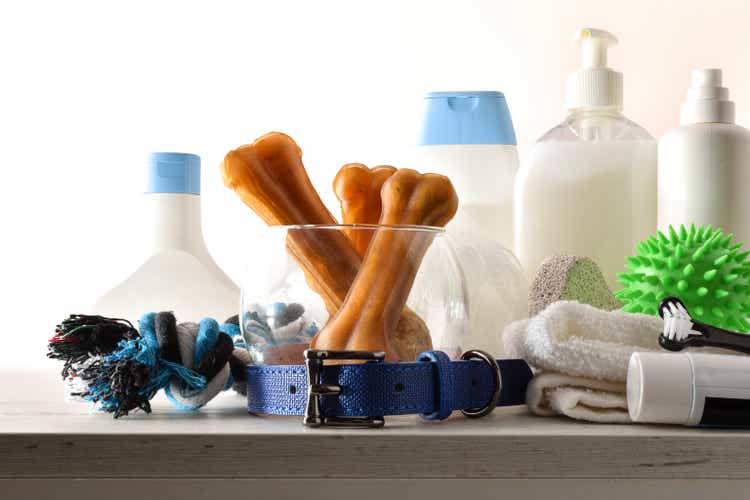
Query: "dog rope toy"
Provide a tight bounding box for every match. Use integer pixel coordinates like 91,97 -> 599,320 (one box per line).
48,312 -> 249,417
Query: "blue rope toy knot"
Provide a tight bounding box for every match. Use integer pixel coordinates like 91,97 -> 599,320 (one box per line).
48,312 -> 250,418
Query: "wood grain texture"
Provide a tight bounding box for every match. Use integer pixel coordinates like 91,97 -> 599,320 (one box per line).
5,479 -> 750,500
3,368 -> 750,480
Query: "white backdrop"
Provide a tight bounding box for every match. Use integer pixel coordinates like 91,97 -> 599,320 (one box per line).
2,0 -> 749,367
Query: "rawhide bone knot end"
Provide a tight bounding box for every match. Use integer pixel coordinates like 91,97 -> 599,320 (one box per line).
220,133 -> 433,361
221,131 -> 360,313
221,132 -> 334,226
311,169 -> 459,360
334,163 -> 396,256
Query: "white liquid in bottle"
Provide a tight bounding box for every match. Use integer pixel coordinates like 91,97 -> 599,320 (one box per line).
516,137 -> 656,288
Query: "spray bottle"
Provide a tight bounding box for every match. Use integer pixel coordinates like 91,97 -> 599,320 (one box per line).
658,69 -> 750,244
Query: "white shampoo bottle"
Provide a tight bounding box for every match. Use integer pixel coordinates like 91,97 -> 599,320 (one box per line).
658,69 -> 750,243
514,28 -> 657,288
416,91 -> 518,250
93,153 -> 239,324
412,91 -> 527,355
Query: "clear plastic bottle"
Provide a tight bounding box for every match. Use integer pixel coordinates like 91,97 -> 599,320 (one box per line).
514,28 -> 657,288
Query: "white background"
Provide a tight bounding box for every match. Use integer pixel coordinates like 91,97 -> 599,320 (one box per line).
2,0 -> 749,367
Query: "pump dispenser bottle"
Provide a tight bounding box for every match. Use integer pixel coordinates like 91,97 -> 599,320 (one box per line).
514,28 -> 657,288
658,69 -> 750,244
93,153 -> 239,324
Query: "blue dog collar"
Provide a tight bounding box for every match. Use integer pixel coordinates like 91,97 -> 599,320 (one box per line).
246,348 -> 532,427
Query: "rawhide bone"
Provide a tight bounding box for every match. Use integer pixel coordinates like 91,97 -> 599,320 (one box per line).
311,169 -> 458,360
220,132 -> 430,360
333,163 -> 396,256
221,132 -> 355,310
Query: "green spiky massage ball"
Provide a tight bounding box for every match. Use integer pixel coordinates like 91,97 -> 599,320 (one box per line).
615,224 -> 750,331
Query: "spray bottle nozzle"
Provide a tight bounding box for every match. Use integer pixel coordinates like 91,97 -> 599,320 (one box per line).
573,28 -> 618,68
692,68 -> 722,88
681,68 -> 735,125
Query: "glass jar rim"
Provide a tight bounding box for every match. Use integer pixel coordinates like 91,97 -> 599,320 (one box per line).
274,223 -> 446,234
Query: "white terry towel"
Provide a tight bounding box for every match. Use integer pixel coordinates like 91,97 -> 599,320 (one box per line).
503,301 -> 663,423
526,373 -> 631,423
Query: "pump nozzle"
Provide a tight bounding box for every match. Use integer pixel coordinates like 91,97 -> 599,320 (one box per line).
565,27 -> 623,110
574,28 -> 618,68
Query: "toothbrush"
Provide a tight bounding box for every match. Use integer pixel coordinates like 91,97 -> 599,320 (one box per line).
658,296 -> 750,354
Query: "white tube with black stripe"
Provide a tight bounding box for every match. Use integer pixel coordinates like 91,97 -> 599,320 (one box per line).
628,352 -> 750,427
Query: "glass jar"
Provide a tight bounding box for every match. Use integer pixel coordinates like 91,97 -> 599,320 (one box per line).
240,224 -> 468,365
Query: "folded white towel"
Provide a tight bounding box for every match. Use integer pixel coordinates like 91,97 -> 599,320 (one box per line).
526,373 -> 629,423
503,301 -> 662,423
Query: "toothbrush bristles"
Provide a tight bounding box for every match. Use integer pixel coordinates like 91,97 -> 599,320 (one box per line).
661,299 -> 693,341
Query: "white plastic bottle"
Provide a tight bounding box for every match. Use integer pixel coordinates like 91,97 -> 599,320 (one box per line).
93,152 -> 239,324
628,352 -> 750,427
413,91 -> 527,355
658,69 -> 750,243
415,91 -> 519,250
514,28 -> 657,288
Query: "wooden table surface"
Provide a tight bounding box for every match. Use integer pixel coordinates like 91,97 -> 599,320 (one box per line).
2,367 -> 749,499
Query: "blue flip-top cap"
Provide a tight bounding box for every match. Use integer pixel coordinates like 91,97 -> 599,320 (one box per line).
146,152 -> 201,195
419,91 -> 517,145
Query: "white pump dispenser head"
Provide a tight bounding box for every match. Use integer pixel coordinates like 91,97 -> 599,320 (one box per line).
565,28 -> 623,111
680,68 -> 735,125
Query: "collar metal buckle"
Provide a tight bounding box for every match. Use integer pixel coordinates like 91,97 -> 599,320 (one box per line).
303,349 -> 386,428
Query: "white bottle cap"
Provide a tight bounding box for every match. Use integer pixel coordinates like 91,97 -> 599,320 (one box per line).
680,68 -> 735,125
627,352 -> 693,424
565,28 -> 623,111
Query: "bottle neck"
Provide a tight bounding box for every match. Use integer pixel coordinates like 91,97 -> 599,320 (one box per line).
565,108 -> 626,141
143,193 -> 209,255
566,107 -> 623,118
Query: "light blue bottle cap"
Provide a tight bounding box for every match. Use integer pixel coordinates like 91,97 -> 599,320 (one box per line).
146,152 -> 201,195
419,91 -> 517,145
